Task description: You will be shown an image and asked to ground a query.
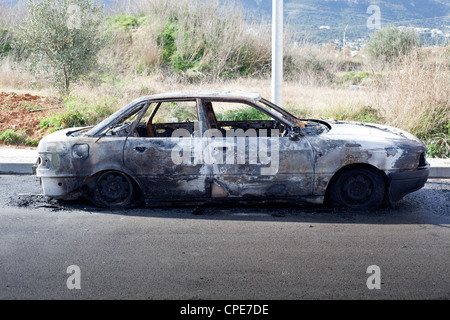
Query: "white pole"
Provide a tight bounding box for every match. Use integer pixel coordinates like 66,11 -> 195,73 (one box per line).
272,0 -> 283,107
343,24 -> 348,49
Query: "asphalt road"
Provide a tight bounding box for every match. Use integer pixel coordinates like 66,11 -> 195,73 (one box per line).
0,175 -> 449,302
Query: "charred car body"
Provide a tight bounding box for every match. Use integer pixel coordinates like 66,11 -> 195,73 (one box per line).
35,90 -> 429,209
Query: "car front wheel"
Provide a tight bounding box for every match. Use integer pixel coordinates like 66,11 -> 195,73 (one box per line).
327,167 -> 385,209
92,171 -> 134,208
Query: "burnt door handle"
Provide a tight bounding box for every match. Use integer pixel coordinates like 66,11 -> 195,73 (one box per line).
135,146 -> 146,152
214,146 -> 229,151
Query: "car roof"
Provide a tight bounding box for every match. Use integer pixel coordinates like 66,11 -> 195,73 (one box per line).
140,90 -> 262,102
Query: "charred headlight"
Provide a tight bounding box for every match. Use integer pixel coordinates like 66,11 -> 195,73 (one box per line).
38,154 -> 51,169
72,144 -> 89,159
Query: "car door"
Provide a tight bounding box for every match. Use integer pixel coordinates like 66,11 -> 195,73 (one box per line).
202,99 -> 315,199
123,98 -> 212,200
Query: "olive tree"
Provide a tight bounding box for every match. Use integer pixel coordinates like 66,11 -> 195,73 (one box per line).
13,0 -> 104,96
366,25 -> 420,63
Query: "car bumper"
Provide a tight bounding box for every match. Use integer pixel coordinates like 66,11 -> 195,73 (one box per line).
388,163 -> 430,202
40,176 -> 85,200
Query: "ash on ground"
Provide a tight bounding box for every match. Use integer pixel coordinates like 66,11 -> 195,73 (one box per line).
7,193 -> 63,211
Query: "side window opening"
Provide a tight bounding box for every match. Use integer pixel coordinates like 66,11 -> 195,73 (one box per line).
135,100 -> 199,138
206,101 -> 285,137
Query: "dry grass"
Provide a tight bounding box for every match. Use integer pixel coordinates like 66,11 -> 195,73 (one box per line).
372,48 -> 449,138
0,0 -> 27,27
0,56 -> 38,89
126,0 -> 272,81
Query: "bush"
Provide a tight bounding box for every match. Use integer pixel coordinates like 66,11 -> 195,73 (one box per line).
216,107 -> 271,121
283,48 -> 334,84
336,60 -> 363,72
106,14 -> 146,31
0,28 -> 12,56
39,110 -> 87,130
25,137 -> 40,147
136,0 -> 271,81
324,105 -> 381,124
366,25 -> 420,63
336,71 -> 370,85
0,129 -> 27,145
425,133 -> 450,158
39,95 -> 117,131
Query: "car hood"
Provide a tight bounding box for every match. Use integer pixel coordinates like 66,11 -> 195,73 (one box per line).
323,120 -> 425,148
37,127 -> 90,153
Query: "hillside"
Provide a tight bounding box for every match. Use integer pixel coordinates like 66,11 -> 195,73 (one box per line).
236,0 -> 450,44
2,0 -> 449,44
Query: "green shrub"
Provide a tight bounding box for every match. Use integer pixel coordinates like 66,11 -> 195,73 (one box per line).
0,129 -> 27,145
156,21 -> 178,66
39,95 -> 117,131
336,71 -> 370,85
324,105 -> 380,124
421,121 -> 450,158
25,138 -> 40,147
39,110 -> 87,130
366,25 -> 420,63
150,2 -> 271,81
0,28 -> 12,56
216,107 -> 271,121
107,14 -> 140,30
425,134 -> 449,158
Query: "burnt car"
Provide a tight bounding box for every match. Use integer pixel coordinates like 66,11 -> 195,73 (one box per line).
35,90 -> 429,209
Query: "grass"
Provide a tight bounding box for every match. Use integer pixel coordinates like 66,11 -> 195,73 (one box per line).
217,106 -> 271,121
321,105 -> 381,124
0,129 -> 27,145
335,71 -> 371,85
38,95 -> 118,132
371,49 -> 450,157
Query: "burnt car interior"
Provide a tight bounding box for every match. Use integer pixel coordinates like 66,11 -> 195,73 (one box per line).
97,96 -> 330,140
115,98 -> 289,138
140,100 -> 200,137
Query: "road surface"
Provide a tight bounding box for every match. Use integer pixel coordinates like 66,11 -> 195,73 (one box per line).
0,175 -> 449,302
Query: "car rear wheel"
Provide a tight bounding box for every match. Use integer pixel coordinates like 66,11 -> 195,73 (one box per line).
92,171 -> 134,208
328,167 -> 385,209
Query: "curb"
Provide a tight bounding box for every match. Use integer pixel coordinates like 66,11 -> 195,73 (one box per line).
427,158 -> 450,179
0,162 -> 35,174
0,147 -> 38,175
0,148 -> 449,178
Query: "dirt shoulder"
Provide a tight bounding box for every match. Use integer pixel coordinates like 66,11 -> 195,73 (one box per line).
0,91 -> 61,144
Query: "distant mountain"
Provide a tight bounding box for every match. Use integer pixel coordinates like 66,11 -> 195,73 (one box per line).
234,0 -> 450,44
2,0 -> 448,45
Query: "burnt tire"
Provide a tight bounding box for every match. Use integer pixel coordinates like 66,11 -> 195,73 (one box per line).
327,167 -> 385,210
92,171 -> 134,208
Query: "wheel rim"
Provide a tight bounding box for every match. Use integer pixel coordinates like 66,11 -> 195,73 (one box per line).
341,172 -> 374,205
95,171 -> 133,206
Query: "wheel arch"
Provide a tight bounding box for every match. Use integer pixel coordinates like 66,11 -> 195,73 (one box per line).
323,163 -> 389,205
